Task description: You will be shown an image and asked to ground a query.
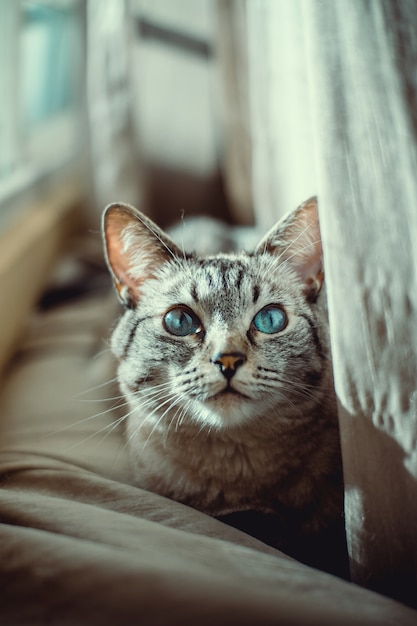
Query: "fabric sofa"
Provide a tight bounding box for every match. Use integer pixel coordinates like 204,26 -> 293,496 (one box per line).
0,265 -> 416,625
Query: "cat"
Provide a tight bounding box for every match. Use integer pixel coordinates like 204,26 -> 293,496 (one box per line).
102,197 -> 348,576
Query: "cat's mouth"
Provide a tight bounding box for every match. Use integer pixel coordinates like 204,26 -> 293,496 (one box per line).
208,385 -> 250,401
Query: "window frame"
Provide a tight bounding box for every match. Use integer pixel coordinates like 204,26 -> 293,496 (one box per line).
0,0 -> 85,209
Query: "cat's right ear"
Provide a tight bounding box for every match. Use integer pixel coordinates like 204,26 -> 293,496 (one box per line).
255,197 -> 324,301
102,203 -> 182,308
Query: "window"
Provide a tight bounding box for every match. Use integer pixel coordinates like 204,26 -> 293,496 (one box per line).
0,0 -> 84,207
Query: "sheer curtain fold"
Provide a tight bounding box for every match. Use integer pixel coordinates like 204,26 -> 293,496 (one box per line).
246,0 -> 317,230
304,1 -> 417,606
240,0 -> 417,608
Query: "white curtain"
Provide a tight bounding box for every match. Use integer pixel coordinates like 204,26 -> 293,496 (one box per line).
246,0 -> 317,230
243,0 -> 417,608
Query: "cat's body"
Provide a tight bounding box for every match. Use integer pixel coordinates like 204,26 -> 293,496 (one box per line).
103,198 -> 347,574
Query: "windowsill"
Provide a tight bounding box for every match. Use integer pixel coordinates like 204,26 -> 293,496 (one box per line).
0,176 -> 85,376
0,120 -> 81,213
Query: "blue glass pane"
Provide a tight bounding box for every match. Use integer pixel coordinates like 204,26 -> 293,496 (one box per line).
20,3 -> 79,125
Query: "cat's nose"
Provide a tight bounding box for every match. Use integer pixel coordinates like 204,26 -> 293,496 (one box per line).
211,352 -> 246,380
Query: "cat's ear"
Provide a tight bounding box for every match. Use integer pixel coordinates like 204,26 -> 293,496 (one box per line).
102,203 -> 182,308
255,197 -> 324,300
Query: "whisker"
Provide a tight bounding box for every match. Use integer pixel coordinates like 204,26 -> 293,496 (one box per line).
179,210 -> 187,261
90,412 -> 131,450
91,346 -> 113,360
142,397 -> 181,451
140,381 -> 175,395
135,212 -> 183,266
73,376 -> 120,398
124,390 -> 177,447
259,370 -> 334,394
63,407 -> 136,452
277,239 -> 321,271
76,393 -> 126,404
277,214 -> 319,264
43,399 -> 130,439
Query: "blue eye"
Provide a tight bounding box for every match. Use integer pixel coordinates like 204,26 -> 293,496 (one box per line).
253,306 -> 287,334
163,307 -> 202,337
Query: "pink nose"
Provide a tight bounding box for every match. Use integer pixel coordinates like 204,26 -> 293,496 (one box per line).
211,352 -> 246,380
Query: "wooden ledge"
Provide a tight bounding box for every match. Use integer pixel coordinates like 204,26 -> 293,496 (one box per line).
0,179 -> 84,375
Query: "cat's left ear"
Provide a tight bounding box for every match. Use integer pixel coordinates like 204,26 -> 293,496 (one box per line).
102,202 -> 182,308
255,197 -> 324,300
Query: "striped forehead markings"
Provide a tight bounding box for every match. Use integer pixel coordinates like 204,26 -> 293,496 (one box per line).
171,258 -> 264,312
191,283 -> 199,303
235,266 -> 245,290
190,258 -> 250,301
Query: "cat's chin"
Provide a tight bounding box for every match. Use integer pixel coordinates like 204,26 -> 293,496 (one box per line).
195,392 -> 255,429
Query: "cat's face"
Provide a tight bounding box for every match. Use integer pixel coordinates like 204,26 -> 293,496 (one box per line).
103,198 -> 330,430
